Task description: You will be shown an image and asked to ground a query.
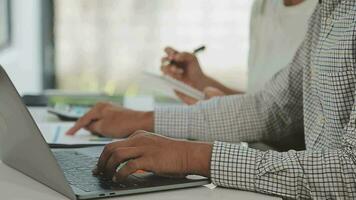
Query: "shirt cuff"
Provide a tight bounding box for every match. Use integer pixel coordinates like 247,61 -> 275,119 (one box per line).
210,141 -> 258,191
154,104 -> 194,139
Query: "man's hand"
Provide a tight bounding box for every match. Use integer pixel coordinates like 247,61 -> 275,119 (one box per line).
161,47 -> 209,91
93,131 -> 213,182
66,102 -> 154,138
176,86 -> 226,105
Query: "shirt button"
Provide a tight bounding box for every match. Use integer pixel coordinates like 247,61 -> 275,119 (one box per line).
326,17 -> 332,25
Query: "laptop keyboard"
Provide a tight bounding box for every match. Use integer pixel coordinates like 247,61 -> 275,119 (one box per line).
53,151 -> 145,192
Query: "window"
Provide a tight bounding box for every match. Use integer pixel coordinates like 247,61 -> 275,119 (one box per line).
54,0 -> 253,94
0,0 -> 10,49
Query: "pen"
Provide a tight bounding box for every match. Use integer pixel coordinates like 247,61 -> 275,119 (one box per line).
192,45 -> 206,54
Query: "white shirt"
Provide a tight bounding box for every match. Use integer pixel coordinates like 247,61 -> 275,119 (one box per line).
247,0 -> 317,93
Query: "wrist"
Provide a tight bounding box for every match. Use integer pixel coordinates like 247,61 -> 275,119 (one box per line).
193,75 -> 208,91
198,75 -> 216,90
201,75 -> 242,95
185,141 -> 212,177
137,111 -> 154,132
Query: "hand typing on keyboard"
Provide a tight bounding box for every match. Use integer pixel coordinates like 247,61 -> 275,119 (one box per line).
92,130 -> 212,183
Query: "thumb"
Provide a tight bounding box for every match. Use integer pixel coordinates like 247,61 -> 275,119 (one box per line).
203,87 -> 225,99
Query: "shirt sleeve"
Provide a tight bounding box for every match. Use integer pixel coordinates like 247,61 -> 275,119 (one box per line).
154,44 -> 305,144
211,124 -> 356,199
209,31 -> 356,198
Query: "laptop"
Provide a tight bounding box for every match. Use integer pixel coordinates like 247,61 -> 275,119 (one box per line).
0,65 -> 209,200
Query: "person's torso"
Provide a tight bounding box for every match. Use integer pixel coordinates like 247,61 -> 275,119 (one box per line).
302,1 -> 356,150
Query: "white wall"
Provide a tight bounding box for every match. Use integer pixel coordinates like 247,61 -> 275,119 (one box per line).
0,0 -> 42,95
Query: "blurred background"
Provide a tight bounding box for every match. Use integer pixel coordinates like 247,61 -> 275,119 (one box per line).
0,0 -> 252,96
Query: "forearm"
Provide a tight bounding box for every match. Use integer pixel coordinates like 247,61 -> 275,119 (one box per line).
154,90 -> 298,144
203,75 -> 243,95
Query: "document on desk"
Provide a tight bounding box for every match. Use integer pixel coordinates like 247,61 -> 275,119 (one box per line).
37,122 -> 120,145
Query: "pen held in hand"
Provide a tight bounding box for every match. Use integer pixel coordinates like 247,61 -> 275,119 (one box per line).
163,45 -> 206,68
192,45 -> 205,54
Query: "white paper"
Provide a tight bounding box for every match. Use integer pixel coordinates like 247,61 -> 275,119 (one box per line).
143,71 -> 205,100
204,183 -> 217,190
38,122 -> 121,145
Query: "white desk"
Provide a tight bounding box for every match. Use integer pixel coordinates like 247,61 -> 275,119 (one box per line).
0,107 -> 281,200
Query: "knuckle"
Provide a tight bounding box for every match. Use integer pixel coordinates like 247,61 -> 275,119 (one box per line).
76,117 -> 85,125
79,118 -> 89,125
104,143 -> 114,152
102,106 -> 111,115
103,145 -> 110,153
131,130 -> 146,138
164,46 -> 174,52
136,130 -> 146,134
113,151 -> 122,161
103,108 -> 118,119
96,102 -> 110,109
181,52 -> 192,57
95,102 -> 105,108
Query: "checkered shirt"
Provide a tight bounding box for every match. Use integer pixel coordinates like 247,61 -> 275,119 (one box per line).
155,0 -> 356,199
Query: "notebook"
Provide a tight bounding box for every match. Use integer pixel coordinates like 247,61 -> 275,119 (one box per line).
143,71 -> 205,100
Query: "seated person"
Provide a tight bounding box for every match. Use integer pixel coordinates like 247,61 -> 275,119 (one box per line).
161,0 -> 316,151
67,1 -> 356,199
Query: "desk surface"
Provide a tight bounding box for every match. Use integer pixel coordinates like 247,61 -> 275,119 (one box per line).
0,107 -> 281,200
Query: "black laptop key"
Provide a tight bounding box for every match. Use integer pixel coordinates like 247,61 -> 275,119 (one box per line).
53,151 -> 146,192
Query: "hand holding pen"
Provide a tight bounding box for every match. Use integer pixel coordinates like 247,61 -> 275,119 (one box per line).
160,45 -> 207,91
161,45 -> 205,67
161,46 -> 205,76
